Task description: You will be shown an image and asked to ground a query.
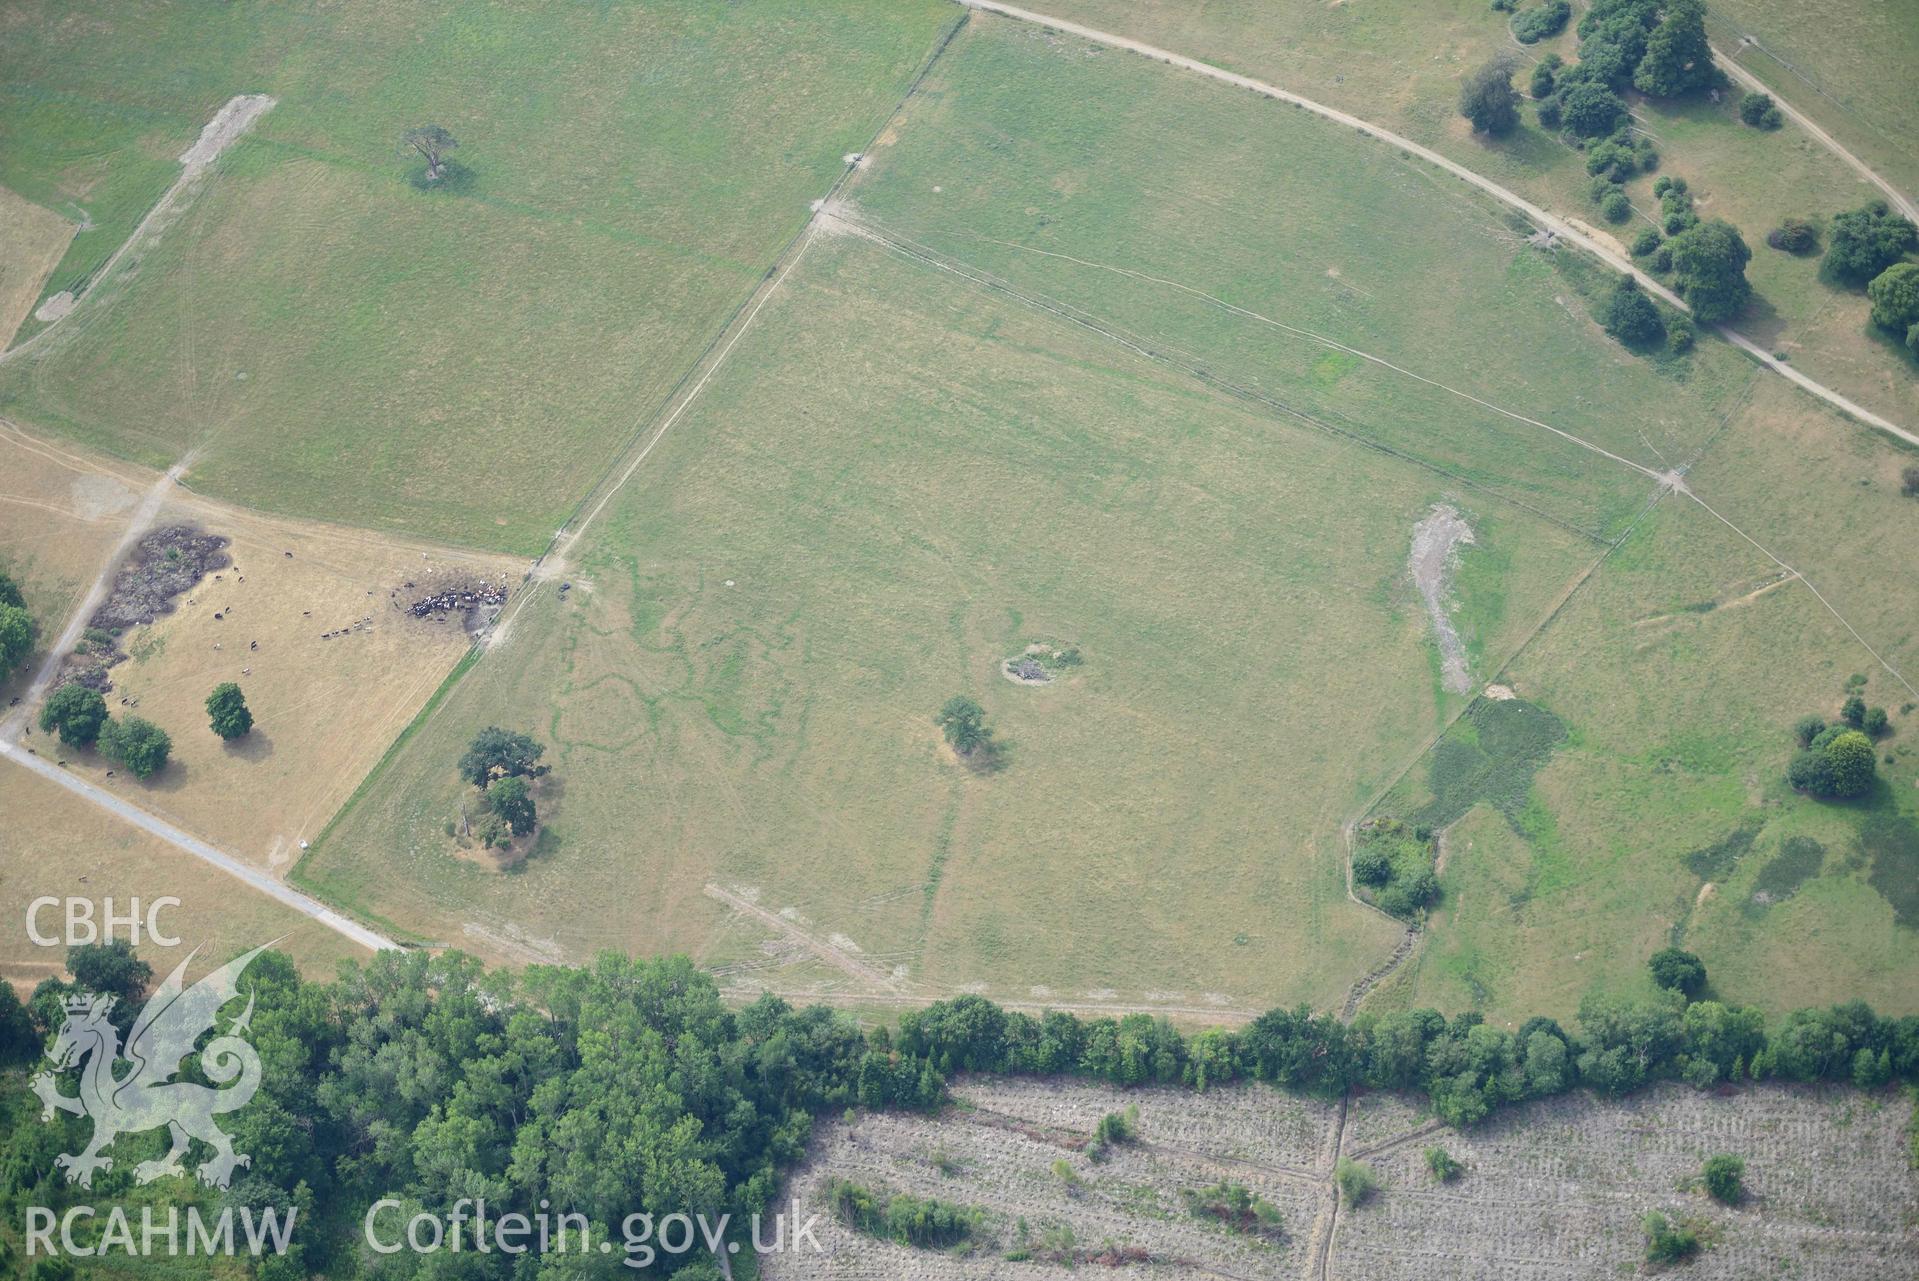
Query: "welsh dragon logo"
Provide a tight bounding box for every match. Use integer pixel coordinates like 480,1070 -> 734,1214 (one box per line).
31,943 -> 271,1189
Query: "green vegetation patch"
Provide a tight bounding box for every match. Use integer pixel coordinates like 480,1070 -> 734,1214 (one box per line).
826,1177 -> 988,1251
1352,818 -> 1440,919
1408,696 -> 1569,831
1749,835 -> 1826,906
1861,811 -> 1919,931
1682,824 -> 1759,881
1181,1180 -> 1286,1241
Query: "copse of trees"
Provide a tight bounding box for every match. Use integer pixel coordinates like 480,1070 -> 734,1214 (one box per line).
1511,0 -> 1571,44
1531,0 -> 1720,140
1824,200 -> 1918,287
1738,91 -> 1783,130
1459,57 -> 1520,136
825,1179 -> 985,1249
1788,718 -> 1877,798
34,682 -> 172,776
1603,276 -> 1664,347
456,726 -> 549,846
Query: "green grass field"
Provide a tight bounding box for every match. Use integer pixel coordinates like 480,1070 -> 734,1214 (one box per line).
294,16 -> 1814,1010
1704,0 -> 1919,201
1374,373 -> 1919,1022
5,1 -> 1912,1019
1035,0 -> 1918,433
0,0 -> 955,551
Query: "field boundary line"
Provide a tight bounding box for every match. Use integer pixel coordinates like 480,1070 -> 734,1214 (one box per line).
703,884 -> 902,992
1682,488 -> 1919,701
953,0 -> 1919,449
959,233 -> 1668,481
836,213 -> 1613,544
505,10 -> 973,597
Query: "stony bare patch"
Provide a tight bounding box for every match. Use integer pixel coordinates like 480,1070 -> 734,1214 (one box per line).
1409,504 -> 1475,696
1001,642 -> 1083,686
89,524 -> 230,631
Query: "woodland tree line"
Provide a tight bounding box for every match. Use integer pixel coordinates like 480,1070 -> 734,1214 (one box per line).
0,945 -> 1915,1277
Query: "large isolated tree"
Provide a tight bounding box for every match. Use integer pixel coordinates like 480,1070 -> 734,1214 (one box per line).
1667,219 -> 1752,323
1459,57 -> 1520,136
39,683 -> 108,748
401,124 -> 459,182
205,681 -> 254,740
935,695 -> 995,760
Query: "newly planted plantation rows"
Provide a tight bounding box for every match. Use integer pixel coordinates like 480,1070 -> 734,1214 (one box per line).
774,1079 -> 1918,1279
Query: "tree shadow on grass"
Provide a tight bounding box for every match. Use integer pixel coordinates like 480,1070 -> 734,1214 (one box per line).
1730,288 -> 1788,351
220,728 -> 274,764
407,160 -> 476,195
